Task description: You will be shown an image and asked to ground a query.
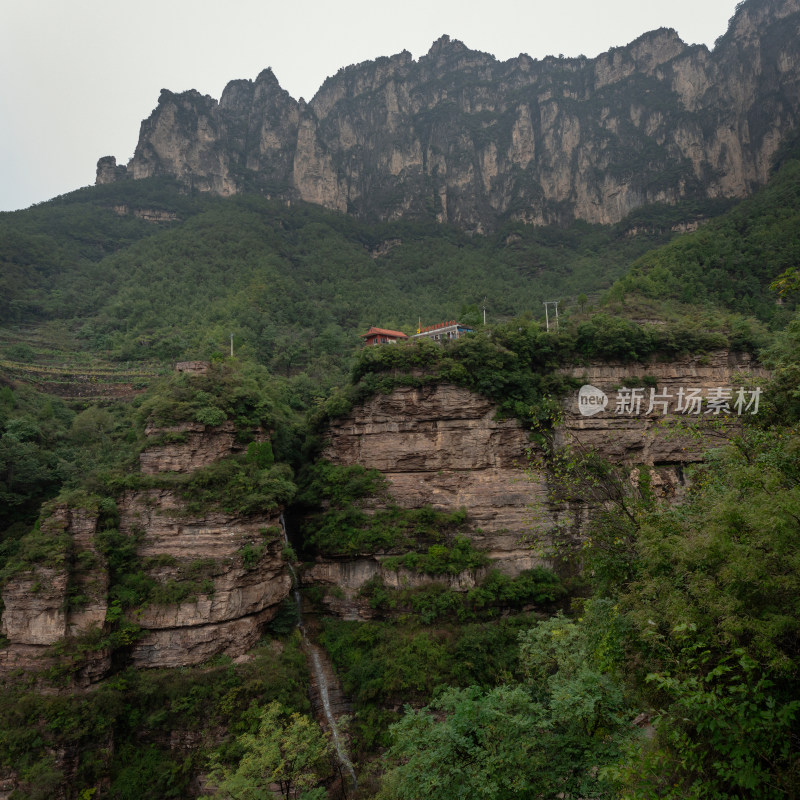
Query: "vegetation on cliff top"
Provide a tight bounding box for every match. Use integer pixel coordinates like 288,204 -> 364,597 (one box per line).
312,309 -> 765,441
0,176 -> 718,370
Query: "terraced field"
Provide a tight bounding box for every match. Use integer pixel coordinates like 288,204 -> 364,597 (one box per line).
0,325 -> 166,400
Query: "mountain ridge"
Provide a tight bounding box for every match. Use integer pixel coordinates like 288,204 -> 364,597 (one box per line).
97,0 -> 800,231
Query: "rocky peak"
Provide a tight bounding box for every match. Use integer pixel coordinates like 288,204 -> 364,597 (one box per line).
95,155 -> 127,184
722,0 -> 800,44
98,0 -> 800,230
627,28 -> 688,69
255,66 -> 281,85
218,78 -> 257,110
424,34 -> 470,59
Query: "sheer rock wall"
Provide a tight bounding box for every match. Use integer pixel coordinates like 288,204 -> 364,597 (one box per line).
308,351 -> 767,616
98,0 -> 800,231
0,424 -> 289,677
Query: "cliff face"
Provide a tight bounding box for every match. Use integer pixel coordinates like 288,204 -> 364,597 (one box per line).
0,505 -> 111,681
322,383 -> 542,565
117,488 -> 287,669
557,350 -> 768,462
310,352 -> 767,615
0,423 -> 290,678
139,420 -> 259,474
98,0 -> 800,230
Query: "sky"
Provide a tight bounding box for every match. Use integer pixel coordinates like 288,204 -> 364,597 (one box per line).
1,0 -> 742,213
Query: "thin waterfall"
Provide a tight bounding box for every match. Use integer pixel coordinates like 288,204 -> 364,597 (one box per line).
280,514 -> 358,793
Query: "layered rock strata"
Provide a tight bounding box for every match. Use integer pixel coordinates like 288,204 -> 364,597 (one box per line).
558,349 -> 769,461
118,489 -> 287,668
0,423 -> 290,676
309,351 -> 767,615
140,420 -> 262,474
0,505 -> 109,679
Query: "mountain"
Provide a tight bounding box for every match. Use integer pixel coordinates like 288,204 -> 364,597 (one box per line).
2,13 -> 800,791
606,128 -> 800,321
0,177 -> 691,368
97,0 -> 800,232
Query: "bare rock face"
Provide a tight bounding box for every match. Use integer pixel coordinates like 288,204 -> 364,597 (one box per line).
323,383 -> 543,572
118,489 -> 288,668
0,505 -> 108,675
141,421 -> 238,474
315,352 -> 767,610
98,0 -> 800,230
302,556 -> 487,621
96,155 -> 127,184
558,350 -> 769,462
0,420 -> 290,676
1,566 -> 69,646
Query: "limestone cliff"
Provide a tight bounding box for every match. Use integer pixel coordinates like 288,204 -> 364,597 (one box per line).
97,0 -> 800,230
308,352 -> 767,615
0,422 -> 290,678
0,505 -> 110,682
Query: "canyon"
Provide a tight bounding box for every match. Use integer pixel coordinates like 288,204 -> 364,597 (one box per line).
0,348 -> 770,799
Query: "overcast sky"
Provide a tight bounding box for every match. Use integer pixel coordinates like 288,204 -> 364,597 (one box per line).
1,0 -> 742,212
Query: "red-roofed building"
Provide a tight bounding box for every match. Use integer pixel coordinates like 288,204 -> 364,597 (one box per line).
360,326 -> 409,346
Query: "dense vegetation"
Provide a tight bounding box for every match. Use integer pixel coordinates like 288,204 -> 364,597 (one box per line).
370,324 -> 800,798
0,639 -> 312,799
0,175 -> 728,391
0,130 -> 799,798
606,135 -> 800,326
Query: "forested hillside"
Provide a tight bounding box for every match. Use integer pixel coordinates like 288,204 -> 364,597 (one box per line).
0,178 -> 727,369
0,121 -> 799,798
607,132 -> 800,323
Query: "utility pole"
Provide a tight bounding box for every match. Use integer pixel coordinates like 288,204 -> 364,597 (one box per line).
482,297 -> 487,326
543,301 -> 559,332
230,333 -> 234,357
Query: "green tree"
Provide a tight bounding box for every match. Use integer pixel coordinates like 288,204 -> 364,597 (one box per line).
380,685 -> 547,800
379,605 -> 631,799
609,425 -> 800,798
69,406 -> 116,443
608,630 -> 800,800
527,438 -> 657,595
518,603 -> 628,739
202,702 -> 332,800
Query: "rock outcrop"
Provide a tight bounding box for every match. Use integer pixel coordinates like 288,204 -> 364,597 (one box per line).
309,351 -> 767,615
558,350 -> 769,462
0,505 -> 109,678
118,488 -> 288,668
322,383 -> 542,567
98,0 -> 800,230
0,423 -> 290,677
140,420 -> 256,474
